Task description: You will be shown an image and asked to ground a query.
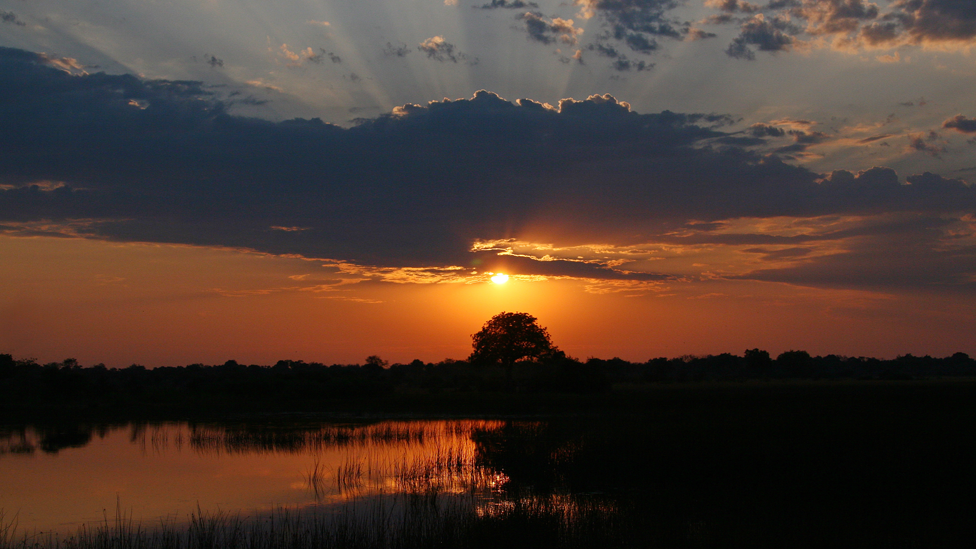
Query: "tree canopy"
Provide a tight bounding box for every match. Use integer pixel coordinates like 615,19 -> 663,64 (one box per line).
469,312 -> 556,371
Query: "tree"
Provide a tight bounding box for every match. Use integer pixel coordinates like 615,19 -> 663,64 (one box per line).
744,348 -> 772,372
469,312 -> 556,379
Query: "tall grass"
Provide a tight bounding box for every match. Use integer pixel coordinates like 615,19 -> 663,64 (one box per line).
0,511 -> 19,549
0,492 -> 620,549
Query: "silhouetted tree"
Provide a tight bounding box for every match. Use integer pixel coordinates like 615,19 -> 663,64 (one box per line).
777,349 -> 813,377
470,312 -> 555,380
744,348 -> 772,373
0,353 -> 13,379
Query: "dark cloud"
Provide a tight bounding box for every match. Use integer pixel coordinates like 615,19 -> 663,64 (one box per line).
1,47 -> 974,291
417,36 -> 476,63
749,123 -> 786,137
726,14 -> 798,59
706,0 -> 976,55
577,0 -> 685,37
623,31 -> 658,52
238,96 -> 270,106
857,134 -> 892,144
304,49 -> 328,64
587,42 -> 624,58
741,246 -> 814,260
383,42 -> 411,58
479,0 -> 538,8
899,96 -> 927,107
574,0 -> 693,57
908,132 -> 947,158
519,12 -> 583,45
715,136 -> 768,146
800,0 -> 880,35
943,115 -> 976,134
584,42 -> 652,70
859,20 -> 901,44
737,214 -> 976,291
206,55 -> 224,68
686,28 -> 718,40
612,57 -> 652,71
1,10 -> 26,26
706,0 -> 761,14
299,48 -> 340,65
891,0 -> 976,44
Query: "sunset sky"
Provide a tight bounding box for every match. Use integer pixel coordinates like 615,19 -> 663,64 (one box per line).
2,0 -> 975,367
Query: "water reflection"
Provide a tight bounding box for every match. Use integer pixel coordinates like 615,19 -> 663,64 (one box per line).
3,395 -> 970,548
2,420 -> 589,536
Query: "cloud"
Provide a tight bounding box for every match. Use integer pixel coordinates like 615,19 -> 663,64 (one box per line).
726,13 -> 798,59
891,0 -> 976,45
206,55 -> 224,68
706,0 -> 976,57
584,43 -> 653,71
245,78 -> 284,92
750,123 -> 786,137
304,48 -> 342,64
277,44 -> 303,67
418,36 -> 476,63
520,12 -> 584,45
705,0 -> 761,14
907,132 -> 947,158
480,0 -> 538,8
36,53 -> 87,75
1,47 -> 975,292
1,10 -> 26,26
572,0 -> 694,57
943,115 -> 976,134
797,0 -> 880,36
383,42 -> 412,57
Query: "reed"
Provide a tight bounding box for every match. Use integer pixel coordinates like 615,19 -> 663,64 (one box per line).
0,492 -> 619,549
302,457 -> 328,501
0,511 -> 19,549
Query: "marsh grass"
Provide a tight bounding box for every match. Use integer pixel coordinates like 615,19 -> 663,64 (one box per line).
0,491 -> 620,549
2,421 -> 513,458
183,421 -> 506,457
0,511 -> 19,549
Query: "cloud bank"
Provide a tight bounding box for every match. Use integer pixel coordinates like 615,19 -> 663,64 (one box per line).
1,47 -> 975,292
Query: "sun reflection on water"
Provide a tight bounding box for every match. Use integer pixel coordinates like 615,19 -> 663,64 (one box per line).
0,419 -> 617,537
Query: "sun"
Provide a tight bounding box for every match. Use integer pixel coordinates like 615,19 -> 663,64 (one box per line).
490,273 -> 509,284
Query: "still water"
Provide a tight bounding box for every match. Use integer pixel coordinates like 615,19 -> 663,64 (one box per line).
0,420 -> 512,535
3,398 -> 971,547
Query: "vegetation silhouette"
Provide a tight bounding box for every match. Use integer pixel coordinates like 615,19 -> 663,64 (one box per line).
1,309 -> 976,417
469,312 -> 556,380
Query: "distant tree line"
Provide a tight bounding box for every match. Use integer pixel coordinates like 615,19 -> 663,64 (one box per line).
1,350 -> 974,414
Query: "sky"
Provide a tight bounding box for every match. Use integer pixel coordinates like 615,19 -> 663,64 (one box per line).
1,0 -> 976,367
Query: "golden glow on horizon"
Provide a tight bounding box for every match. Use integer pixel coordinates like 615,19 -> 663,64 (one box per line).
490,273 -> 509,284
2,235 -> 975,367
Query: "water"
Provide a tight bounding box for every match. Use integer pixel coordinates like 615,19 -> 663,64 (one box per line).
0,420 -> 511,536
3,385 -> 975,547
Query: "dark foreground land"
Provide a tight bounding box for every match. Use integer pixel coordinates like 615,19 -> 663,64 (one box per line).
3,350 -> 976,547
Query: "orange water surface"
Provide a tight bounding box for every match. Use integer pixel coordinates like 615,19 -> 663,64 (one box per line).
0,420 -> 506,536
